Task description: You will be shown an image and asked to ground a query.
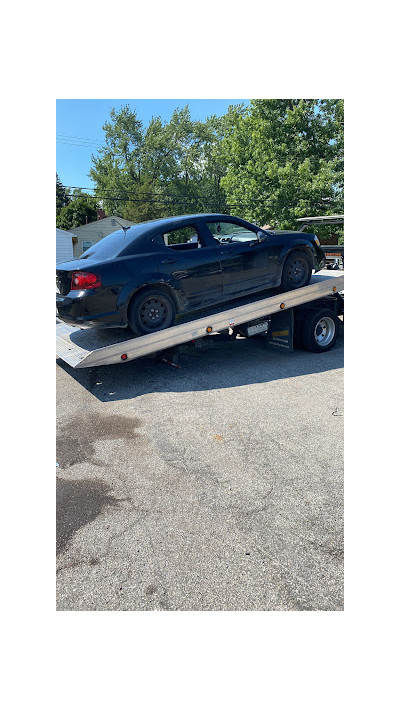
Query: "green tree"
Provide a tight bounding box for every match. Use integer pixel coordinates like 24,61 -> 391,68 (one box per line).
89,105 -> 228,220
89,105 -> 145,215
219,99 -> 343,230
56,174 -> 70,216
57,191 -> 99,230
87,100 -> 343,232
122,177 -> 164,223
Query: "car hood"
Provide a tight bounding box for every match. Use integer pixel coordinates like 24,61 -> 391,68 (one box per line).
271,230 -> 316,237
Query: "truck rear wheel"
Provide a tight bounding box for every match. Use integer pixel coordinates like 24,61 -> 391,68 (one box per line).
301,308 -> 340,352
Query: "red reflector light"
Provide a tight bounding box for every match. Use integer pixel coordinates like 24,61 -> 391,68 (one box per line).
121,354 -> 128,361
71,271 -> 101,290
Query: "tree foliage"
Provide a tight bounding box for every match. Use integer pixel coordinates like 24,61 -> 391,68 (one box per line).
57,188 -> 99,230
87,100 -> 343,235
219,99 -> 343,231
89,105 -> 227,220
56,174 -> 70,216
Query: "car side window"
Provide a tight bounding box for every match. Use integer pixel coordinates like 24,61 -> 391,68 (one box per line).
206,221 -> 258,244
162,225 -> 207,250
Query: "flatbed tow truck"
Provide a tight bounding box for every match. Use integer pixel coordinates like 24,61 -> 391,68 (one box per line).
56,270 -> 344,369
296,215 -> 344,269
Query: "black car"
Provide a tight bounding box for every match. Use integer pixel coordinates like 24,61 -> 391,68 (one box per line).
56,213 -> 326,335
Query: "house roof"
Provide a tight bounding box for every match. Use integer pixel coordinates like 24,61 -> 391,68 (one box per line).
56,227 -> 78,237
73,215 -> 135,231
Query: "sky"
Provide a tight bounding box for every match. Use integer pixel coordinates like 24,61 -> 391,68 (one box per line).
56,99 -> 250,192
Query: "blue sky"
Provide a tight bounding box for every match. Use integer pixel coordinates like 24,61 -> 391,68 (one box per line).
56,99 -> 250,191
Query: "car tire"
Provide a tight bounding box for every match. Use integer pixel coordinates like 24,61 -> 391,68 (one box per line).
128,288 -> 176,336
301,308 -> 340,353
281,250 -> 312,291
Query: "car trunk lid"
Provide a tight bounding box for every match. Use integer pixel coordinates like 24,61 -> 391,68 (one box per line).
56,257 -> 102,295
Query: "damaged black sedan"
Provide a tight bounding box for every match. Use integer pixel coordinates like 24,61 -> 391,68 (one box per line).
56,213 -> 325,335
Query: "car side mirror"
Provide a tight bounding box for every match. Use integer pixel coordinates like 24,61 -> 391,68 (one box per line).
256,231 -> 267,242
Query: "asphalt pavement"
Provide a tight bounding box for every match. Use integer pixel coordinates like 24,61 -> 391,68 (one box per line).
56,327 -> 344,611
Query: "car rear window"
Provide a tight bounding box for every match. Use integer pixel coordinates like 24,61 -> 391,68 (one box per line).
80,226 -> 142,260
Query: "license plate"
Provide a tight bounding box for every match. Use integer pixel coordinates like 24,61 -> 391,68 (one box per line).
56,285 -> 60,294
247,320 -> 270,336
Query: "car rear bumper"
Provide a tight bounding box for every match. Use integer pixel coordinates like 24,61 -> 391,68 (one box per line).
56,292 -> 127,329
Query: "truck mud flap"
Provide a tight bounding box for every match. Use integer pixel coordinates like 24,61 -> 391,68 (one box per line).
265,309 -> 294,353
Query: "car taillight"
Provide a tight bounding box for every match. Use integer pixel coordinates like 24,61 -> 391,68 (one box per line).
71,271 -> 102,290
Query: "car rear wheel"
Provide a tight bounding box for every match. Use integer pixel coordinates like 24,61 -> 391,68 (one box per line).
128,288 -> 176,336
301,308 -> 340,352
281,250 -> 312,291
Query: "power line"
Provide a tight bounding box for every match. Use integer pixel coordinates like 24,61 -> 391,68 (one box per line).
64,192 -> 336,210
57,133 -> 103,146
66,185 -> 226,201
57,136 -> 343,165
57,140 -> 104,150
65,183 -> 341,202
57,133 -> 103,142
64,193 -> 224,206
57,142 -> 343,168
57,141 -> 102,148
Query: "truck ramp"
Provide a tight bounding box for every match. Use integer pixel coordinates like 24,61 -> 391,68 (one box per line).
56,271 -> 343,368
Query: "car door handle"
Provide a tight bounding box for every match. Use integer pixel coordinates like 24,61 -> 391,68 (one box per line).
161,258 -> 177,264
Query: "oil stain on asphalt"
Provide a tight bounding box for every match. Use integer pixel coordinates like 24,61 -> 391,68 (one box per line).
56,476 -> 120,554
56,413 -> 143,468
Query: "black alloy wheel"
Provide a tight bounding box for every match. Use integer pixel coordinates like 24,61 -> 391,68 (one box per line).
128,289 -> 176,336
281,250 -> 312,291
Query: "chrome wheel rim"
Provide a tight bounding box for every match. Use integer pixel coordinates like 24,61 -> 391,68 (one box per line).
314,317 -> 335,346
288,258 -> 308,286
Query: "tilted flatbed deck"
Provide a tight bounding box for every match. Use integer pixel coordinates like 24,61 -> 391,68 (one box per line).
56,271 -> 344,368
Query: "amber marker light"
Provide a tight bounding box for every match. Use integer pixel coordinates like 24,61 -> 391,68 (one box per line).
206,326 -> 213,333
280,303 -> 285,309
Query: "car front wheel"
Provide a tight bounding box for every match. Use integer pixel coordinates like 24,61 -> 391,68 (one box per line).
281,250 -> 312,291
128,288 -> 176,336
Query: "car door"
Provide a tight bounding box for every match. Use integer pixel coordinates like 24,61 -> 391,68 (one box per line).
154,223 -> 223,309
205,220 -> 279,297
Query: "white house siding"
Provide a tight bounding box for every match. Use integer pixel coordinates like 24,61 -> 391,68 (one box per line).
56,228 -> 75,264
72,216 -> 135,257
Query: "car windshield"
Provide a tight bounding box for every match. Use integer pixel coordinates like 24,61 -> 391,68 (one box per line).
80,226 -> 142,260
207,221 -> 257,242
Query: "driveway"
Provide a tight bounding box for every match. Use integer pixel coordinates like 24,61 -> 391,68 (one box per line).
56,329 -> 344,610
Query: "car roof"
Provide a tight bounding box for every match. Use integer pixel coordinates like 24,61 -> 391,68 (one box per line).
130,213 -> 239,230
